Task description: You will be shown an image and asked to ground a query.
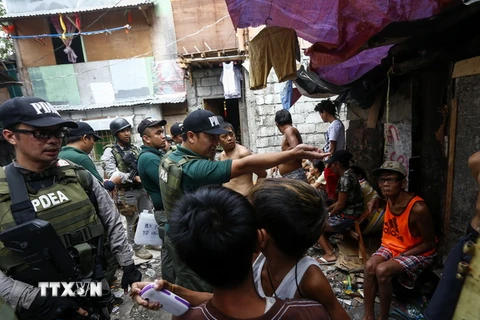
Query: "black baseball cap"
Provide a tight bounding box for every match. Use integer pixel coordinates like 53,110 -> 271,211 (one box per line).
170,122 -> 183,137
0,97 -> 77,129
138,117 -> 167,135
183,110 -> 229,135
68,122 -> 101,141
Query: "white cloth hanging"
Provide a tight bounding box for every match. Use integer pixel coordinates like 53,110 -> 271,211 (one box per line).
220,62 -> 243,99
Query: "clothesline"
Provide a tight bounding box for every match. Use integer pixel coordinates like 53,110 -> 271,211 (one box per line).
2,24 -> 131,39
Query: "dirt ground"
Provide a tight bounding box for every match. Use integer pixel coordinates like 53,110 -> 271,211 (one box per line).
108,236 -> 437,320
109,248 -> 171,320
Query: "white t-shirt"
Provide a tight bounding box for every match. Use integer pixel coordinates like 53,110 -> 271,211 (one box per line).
252,253 -> 321,299
323,119 -> 345,153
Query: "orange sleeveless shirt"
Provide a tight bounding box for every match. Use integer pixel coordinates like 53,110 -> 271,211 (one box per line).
381,195 -> 436,257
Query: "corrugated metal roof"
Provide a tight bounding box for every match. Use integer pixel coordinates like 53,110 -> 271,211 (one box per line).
0,0 -> 153,21
54,93 -> 186,111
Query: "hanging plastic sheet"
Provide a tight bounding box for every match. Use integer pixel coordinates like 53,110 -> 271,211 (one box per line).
225,0 -> 455,83
293,66 -> 345,97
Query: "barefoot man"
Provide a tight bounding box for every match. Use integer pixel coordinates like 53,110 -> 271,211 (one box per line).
219,122 -> 266,195
274,109 -> 307,181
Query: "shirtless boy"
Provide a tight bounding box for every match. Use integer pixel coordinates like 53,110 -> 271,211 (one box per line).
219,122 -> 267,195
274,109 -> 307,181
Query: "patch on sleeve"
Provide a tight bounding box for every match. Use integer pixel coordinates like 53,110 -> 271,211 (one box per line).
57,159 -> 70,167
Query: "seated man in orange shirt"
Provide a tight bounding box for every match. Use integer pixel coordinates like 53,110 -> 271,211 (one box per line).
363,161 -> 436,320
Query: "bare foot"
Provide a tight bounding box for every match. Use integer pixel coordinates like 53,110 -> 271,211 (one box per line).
361,315 -> 375,320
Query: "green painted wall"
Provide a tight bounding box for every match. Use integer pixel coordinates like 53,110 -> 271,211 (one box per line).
29,65 -> 81,105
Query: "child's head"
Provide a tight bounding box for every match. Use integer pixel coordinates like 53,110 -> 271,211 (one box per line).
169,185 -> 258,289
309,159 -> 325,177
314,99 -> 339,118
249,178 -> 328,259
274,109 -> 293,126
219,122 -> 235,151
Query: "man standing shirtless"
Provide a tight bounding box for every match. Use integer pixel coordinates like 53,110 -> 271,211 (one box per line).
219,122 -> 267,195
274,109 -> 307,181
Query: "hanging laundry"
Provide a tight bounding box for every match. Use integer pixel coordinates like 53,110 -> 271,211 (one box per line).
281,80 -> 292,110
220,62 -> 243,99
249,26 -> 300,90
281,80 -> 302,110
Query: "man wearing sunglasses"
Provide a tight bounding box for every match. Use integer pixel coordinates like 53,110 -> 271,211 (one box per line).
0,97 -> 140,319
363,161 -> 436,320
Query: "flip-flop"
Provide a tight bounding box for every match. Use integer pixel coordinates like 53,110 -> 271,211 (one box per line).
315,256 -> 337,265
312,243 -> 338,253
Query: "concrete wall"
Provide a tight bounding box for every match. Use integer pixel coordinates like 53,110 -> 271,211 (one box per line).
347,78 -> 413,177
186,68 -> 224,112
244,70 -> 348,155
448,73 -> 480,254
185,67 -> 348,154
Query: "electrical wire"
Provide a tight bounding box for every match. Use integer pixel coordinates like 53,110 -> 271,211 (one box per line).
9,13 -> 234,85
164,14 -> 229,47
6,24 -> 130,39
29,0 -> 128,65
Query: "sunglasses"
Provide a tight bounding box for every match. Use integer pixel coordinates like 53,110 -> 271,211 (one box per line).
12,128 -> 67,140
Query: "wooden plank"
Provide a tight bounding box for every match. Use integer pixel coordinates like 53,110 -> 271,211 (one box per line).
82,10 -> 152,62
170,0 -> 236,54
453,56 -> 480,78
15,18 -> 56,67
367,92 -> 384,129
444,99 -> 458,239
453,237 -> 480,319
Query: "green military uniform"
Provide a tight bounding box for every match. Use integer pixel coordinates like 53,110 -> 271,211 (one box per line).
0,160 -> 103,278
101,143 -> 152,253
0,297 -> 17,320
0,160 -> 134,314
59,145 -> 119,285
138,146 -> 171,278
59,146 -> 103,182
0,97 -> 136,318
137,146 -> 164,210
160,145 -> 232,292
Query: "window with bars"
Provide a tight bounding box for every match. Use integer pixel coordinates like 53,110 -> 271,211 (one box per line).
92,130 -> 114,161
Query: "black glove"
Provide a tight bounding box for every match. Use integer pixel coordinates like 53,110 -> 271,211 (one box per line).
121,263 -> 142,291
18,292 -> 81,319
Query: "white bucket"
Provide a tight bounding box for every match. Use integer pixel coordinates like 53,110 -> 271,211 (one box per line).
134,210 -> 163,246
